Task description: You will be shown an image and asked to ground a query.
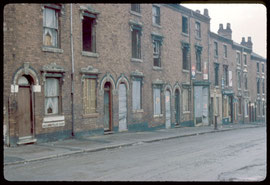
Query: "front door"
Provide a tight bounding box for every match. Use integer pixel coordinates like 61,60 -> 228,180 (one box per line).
118,83 -> 127,132
104,82 -> 112,132
175,89 -> 180,125
165,90 -> 171,129
17,78 -> 32,138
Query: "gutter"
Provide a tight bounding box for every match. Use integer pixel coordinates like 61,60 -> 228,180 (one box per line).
70,4 -> 75,136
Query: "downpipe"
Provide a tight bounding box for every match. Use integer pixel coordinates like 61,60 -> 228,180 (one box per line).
70,4 -> 75,137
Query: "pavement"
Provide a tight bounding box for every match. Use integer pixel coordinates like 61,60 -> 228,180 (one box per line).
3,122 -> 266,166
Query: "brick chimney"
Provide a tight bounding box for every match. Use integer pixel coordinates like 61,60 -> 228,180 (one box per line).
217,23 -> 232,40
240,37 -> 253,50
203,8 -> 209,17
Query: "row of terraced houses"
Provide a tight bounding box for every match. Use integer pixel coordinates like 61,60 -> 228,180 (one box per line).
3,4 -> 266,146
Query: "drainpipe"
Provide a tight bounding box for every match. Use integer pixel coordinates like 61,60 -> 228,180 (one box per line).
207,23 -> 211,126
70,4 -> 75,136
241,47 -> 245,124
189,10 -> 193,125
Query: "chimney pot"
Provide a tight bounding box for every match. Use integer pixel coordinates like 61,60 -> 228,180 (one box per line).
219,24 -> 223,29
196,10 -> 200,14
226,23 -> 231,29
248,36 -> 252,42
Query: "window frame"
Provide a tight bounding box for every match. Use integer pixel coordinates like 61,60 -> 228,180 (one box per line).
43,6 -> 60,48
223,65 -> 228,86
237,70 -> 241,89
152,5 -> 160,25
214,63 -> 219,86
153,39 -> 161,67
195,47 -> 202,72
132,78 -> 142,111
153,86 -> 162,116
223,45 -> 227,58
257,77 -> 260,94
83,77 -> 97,115
244,73 -> 248,90
214,42 -> 218,57
182,88 -> 190,112
195,21 -> 201,39
131,27 -> 142,59
131,4 -> 140,13
182,43 -> 190,71
44,77 -> 62,116
243,54 -> 247,66
82,14 -> 97,53
236,52 -> 241,65
182,16 -> 188,34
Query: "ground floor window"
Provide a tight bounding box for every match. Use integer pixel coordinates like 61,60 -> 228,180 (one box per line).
83,78 -> 97,114
153,87 -> 161,115
132,79 -> 142,111
182,88 -> 190,112
223,96 -> 228,117
45,77 -> 61,115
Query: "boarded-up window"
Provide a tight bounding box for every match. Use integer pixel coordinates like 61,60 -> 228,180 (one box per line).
45,78 -> 60,115
183,88 -> 190,112
43,7 -> 59,47
153,87 -> 161,115
132,80 -> 141,110
83,78 -> 96,114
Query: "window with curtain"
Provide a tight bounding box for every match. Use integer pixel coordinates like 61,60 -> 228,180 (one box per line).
132,79 -> 142,110
83,78 -> 97,114
153,87 -> 161,115
45,78 -> 60,115
43,7 -> 59,47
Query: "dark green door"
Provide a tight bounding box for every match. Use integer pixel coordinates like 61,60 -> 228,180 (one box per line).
175,89 -> 180,125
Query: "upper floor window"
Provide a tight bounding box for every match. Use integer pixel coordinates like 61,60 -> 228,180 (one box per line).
237,71 -> 241,89
131,27 -> 142,59
131,4 -> 140,13
153,39 -> 161,67
182,43 -> 190,70
214,63 -> 219,86
82,15 -> 97,52
214,42 -> 218,57
223,45 -> 227,58
257,78 -> 260,94
244,73 -> 248,90
223,65 -> 228,86
236,52 -> 241,65
195,46 -> 202,72
152,5 -> 160,25
257,62 -> 260,72
243,54 -> 247,65
195,22 -> 201,38
43,7 -> 59,48
262,79 -> 265,94
182,16 -> 188,34
262,63 -> 264,73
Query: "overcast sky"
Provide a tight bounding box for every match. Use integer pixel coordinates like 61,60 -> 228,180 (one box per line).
182,3 -> 266,58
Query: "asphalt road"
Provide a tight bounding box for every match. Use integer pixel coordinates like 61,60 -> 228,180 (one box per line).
4,126 -> 266,181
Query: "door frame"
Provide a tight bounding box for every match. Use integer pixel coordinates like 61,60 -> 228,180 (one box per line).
104,82 -> 113,132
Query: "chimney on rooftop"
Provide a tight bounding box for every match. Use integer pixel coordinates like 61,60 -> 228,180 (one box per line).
240,37 -> 252,50
203,8 -> 209,16
196,10 -> 200,14
218,23 -> 232,40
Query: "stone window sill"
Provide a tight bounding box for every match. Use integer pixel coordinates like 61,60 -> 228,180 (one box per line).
42,115 -> 65,128
129,10 -> 142,17
196,71 -> 202,74
183,111 -> 190,114
153,66 -> 162,71
82,113 -> 99,118
42,46 -> 63,53
131,58 -> 143,63
133,109 -> 144,113
182,69 -> 189,73
152,23 -> 162,29
82,51 -> 99,58
153,114 -> 163,118
181,32 -> 189,37
195,36 -> 201,41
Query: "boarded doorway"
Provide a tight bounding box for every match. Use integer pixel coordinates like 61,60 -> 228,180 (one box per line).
165,90 -> 171,128
118,83 -> 127,132
104,82 -> 113,132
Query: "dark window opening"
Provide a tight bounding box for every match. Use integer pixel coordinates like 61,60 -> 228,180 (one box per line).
182,16 -> 188,34
131,4 -> 140,13
182,47 -> 189,70
196,50 -> 201,71
83,16 -> 96,52
132,29 -> 141,59
214,63 -> 219,86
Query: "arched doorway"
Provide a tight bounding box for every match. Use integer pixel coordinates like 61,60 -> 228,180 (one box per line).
17,75 -> 34,141
175,89 -> 180,126
165,90 -> 171,129
104,82 -> 113,132
118,83 -> 127,132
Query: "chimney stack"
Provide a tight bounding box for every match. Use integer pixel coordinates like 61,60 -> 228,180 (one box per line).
196,10 -> 200,14
218,23 -> 232,40
203,8 -> 209,17
240,37 -> 252,50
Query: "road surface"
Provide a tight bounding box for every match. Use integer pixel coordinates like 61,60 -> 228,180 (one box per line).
4,126 -> 266,181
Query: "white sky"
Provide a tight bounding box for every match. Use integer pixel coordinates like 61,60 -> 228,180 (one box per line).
182,3 -> 266,58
